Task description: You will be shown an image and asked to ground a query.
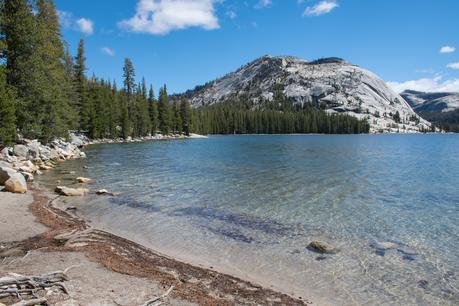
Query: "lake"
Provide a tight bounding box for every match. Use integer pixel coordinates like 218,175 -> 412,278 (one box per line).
38,135 -> 459,305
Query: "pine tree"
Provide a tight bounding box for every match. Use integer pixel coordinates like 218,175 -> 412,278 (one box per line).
393,111 -> 401,123
35,0 -> 76,142
122,58 -> 136,137
110,81 -> 121,137
2,0 -> 42,138
180,99 -> 191,136
121,98 -> 130,139
148,85 -> 159,135
172,100 -> 182,134
123,58 -> 135,96
140,77 -> 147,99
135,83 -> 151,136
74,38 -> 89,130
0,66 -> 16,145
158,85 -> 170,135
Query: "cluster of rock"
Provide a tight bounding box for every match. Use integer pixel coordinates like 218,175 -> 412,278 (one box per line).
86,133 -> 207,145
0,132 -> 207,195
0,134 -> 87,194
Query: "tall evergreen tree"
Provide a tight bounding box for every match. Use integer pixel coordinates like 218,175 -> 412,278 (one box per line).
123,58 -> 135,96
158,85 -> 170,135
121,98 -> 130,139
172,100 -> 182,133
74,38 -> 89,130
140,77 -> 147,99
2,0 -> 42,138
0,66 -> 16,145
134,82 -> 151,136
180,99 -> 191,136
122,58 -> 137,137
148,85 -> 158,135
36,0 -> 76,142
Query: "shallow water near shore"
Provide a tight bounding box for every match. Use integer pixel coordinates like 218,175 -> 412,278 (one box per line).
38,135 -> 459,305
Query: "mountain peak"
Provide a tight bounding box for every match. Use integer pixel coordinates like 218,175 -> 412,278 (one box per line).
179,55 -> 430,133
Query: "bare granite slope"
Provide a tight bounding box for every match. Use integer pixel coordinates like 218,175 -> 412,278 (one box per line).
180,55 -> 431,133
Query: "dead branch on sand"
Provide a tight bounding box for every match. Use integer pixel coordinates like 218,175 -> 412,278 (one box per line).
0,269 -> 71,304
141,285 -> 175,306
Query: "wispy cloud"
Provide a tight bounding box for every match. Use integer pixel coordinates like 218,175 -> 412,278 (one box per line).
119,0 -> 220,35
57,11 -> 94,35
57,10 -> 72,29
388,76 -> 459,93
226,9 -> 237,19
440,46 -> 455,54
446,62 -> 459,70
101,47 -> 115,56
255,0 -> 272,9
303,1 -> 338,16
76,18 -> 94,35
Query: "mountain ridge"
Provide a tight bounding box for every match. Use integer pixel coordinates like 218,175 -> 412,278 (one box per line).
178,55 -> 431,133
401,90 -> 459,113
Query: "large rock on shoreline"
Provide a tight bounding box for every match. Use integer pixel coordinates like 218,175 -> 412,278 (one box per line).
55,186 -> 89,196
0,166 -> 17,185
0,133 -> 89,194
4,172 -> 27,193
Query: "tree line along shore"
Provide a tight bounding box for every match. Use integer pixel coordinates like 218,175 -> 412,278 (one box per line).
0,0 -> 369,148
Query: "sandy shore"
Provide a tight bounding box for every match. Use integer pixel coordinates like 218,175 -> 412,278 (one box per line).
0,187 -> 310,305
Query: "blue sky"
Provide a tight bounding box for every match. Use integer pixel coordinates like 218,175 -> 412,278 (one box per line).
56,0 -> 459,94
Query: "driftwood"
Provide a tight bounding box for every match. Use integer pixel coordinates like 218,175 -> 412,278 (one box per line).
10,297 -> 47,306
0,269 -> 70,304
141,285 -> 175,306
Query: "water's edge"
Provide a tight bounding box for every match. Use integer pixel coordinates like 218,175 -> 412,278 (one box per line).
36,138 -> 328,305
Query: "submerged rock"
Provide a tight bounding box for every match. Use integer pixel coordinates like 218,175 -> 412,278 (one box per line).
307,241 -> 339,254
39,164 -> 52,170
4,173 -> 27,193
397,246 -> 418,256
371,241 -> 418,259
55,186 -> 89,196
76,177 -> 91,183
96,189 -> 109,195
371,241 -> 399,250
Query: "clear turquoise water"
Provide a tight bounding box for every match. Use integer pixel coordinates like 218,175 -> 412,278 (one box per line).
40,135 -> 459,305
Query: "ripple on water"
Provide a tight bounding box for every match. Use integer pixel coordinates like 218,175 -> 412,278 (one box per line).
38,135 -> 459,305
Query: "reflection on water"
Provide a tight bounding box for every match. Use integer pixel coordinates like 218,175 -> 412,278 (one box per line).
38,135 -> 459,305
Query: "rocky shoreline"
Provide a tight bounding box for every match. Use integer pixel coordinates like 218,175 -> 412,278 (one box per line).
0,133 -> 207,195
0,133 -> 309,306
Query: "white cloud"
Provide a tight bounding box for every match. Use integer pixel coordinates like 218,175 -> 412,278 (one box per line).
255,0 -> 272,8
76,18 -> 94,35
101,47 -> 115,56
440,46 -> 455,54
446,62 -> 459,69
303,1 -> 338,16
387,76 -> 459,93
57,10 -> 72,28
119,0 -> 220,35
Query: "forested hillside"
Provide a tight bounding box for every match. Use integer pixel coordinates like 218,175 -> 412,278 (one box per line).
0,0 -> 368,147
